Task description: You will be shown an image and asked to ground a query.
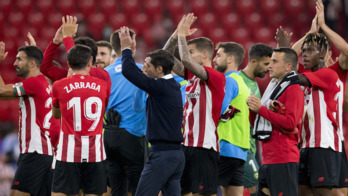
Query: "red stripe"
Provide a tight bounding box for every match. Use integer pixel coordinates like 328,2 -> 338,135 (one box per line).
312,90 -> 321,148
74,136 -> 81,162
89,136 -> 96,162
334,125 -> 339,151
61,133 -> 69,162
41,130 -> 48,155
186,78 -> 199,147
18,107 -> 23,153
100,135 -> 104,160
187,99 -> 196,147
24,99 -> 31,153
215,127 -> 219,152
304,113 -> 310,148
197,80 -> 206,147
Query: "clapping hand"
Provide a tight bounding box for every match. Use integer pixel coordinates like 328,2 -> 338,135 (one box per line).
24,32 -> 37,46
118,26 -> 136,51
62,15 -> 78,38
0,42 -> 8,63
177,13 -> 198,37
275,26 -> 293,48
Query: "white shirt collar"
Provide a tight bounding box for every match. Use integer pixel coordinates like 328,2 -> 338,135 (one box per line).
161,74 -> 173,80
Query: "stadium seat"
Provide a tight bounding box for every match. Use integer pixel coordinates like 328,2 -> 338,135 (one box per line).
244,13 -> 263,31
48,12 -> 64,29
88,13 -> 106,40
8,12 -> 24,29
190,0 -> 208,17
3,26 -> 20,40
100,0 -> 117,16
131,13 -> 150,36
79,0 -> 96,18
167,0 -> 184,21
21,26 -> 40,40
57,0 -> 75,15
109,13 -> 127,30
209,28 -> 228,44
265,12 -> 285,30
123,0 -> 140,19
144,0 -> 163,22
230,27 -> 250,45
41,26 -> 57,42
213,0 -> 231,18
199,13 -> 217,34
236,0 -> 255,16
0,0 -> 13,17
254,27 -> 273,43
260,0 -> 279,16
15,0 -> 32,16
222,13 -> 241,32
284,0 -> 304,18
28,13 -> 45,29
36,0 -> 54,16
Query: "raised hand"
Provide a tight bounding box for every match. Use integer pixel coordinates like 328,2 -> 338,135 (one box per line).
62,15 -> 78,38
309,14 -> 319,34
53,26 -> 64,45
24,32 -> 37,46
275,26 -> 293,48
316,0 -> 325,27
118,26 -> 136,51
177,13 -> 198,37
0,42 -> 8,63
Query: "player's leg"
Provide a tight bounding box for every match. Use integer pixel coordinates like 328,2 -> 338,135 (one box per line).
11,153 -> 53,196
243,151 -> 259,196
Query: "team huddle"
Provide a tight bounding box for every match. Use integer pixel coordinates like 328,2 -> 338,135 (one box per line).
0,0 -> 347,196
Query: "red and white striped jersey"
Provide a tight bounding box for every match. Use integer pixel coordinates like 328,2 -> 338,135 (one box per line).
14,75 -> 59,155
328,62 -> 347,142
52,75 -> 110,162
299,67 -> 342,152
182,67 -> 226,152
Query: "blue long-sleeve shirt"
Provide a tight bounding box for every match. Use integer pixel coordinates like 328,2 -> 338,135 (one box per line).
122,49 -> 184,151
104,57 -> 146,137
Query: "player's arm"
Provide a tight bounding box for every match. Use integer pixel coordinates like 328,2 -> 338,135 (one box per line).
41,26 -> 69,82
316,0 -> 348,70
177,14 -> 208,80
163,31 -> 185,77
62,15 -> 78,52
52,106 -> 61,119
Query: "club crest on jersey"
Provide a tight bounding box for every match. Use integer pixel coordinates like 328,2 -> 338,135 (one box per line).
115,64 -> 122,72
64,82 -> 101,93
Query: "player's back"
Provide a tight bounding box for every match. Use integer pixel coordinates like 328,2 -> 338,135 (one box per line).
16,75 -> 58,155
52,75 -> 110,163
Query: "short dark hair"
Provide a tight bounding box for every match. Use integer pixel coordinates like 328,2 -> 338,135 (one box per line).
187,37 -> 214,60
301,33 -> 331,54
147,49 -> 174,75
96,40 -> 112,53
18,46 -> 43,67
216,42 -> 245,66
74,37 -> 97,65
110,29 -> 135,55
273,48 -> 298,69
67,44 -> 92,70
248,43 -> 273,62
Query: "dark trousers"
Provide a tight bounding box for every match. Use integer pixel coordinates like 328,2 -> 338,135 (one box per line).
104,128 -> 147,196
135,149 -> 185,196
